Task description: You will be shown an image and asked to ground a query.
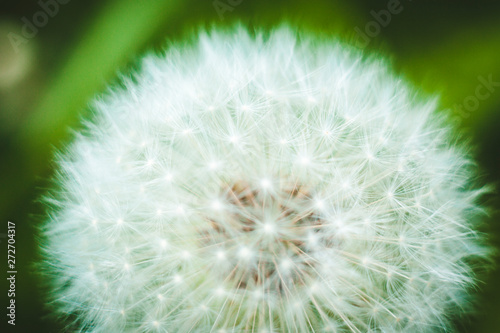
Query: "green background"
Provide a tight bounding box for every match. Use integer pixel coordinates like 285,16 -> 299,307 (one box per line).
1,0 -> 499,331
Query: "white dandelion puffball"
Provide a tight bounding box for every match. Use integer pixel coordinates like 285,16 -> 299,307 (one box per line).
43,26 -> 490,332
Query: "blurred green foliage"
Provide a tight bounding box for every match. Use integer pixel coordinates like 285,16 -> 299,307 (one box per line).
0,0 -> 499,331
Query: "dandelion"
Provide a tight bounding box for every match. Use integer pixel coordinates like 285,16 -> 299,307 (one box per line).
42,26 -> 490,332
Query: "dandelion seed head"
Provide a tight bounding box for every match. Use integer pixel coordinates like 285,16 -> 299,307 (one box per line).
42,26 -> 491,332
